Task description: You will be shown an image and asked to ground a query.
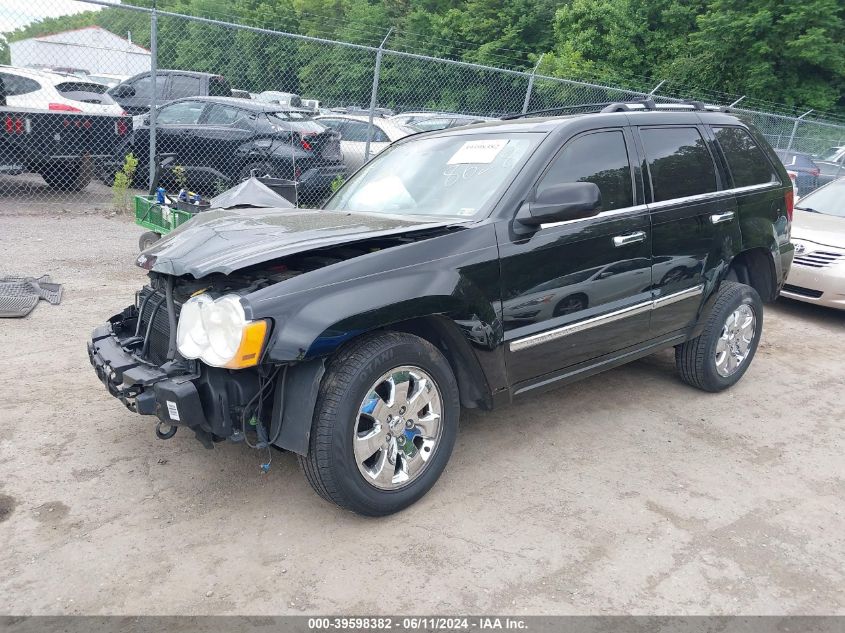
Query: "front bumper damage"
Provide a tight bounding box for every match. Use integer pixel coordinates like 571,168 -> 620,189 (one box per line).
87,301 -> 265,448
88,311 -> 217,445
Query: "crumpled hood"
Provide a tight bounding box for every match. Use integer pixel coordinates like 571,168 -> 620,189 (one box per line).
137,206 -> 459,277
792,210 -> 845,250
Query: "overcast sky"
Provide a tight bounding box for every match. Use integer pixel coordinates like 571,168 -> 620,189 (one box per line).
1,0 -> 108,34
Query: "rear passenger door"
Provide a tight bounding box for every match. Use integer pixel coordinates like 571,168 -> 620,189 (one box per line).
637,125 -> 741,337
192,103 -> 256,184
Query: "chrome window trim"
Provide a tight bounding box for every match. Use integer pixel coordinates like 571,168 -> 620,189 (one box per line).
648,183 -> 779,210
537,182 -> 780,230
539,204 -> 648,230
509,284 -> 705,352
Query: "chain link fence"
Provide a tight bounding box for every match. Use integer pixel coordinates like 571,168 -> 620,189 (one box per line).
3,0 -> 845,216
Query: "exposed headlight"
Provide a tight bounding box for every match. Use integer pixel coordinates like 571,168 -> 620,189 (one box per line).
176,294 -> 268,368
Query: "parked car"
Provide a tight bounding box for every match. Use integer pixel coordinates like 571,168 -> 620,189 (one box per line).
256,91 -> 302,108
315,114 -> 414,171
0,65 -> 123,115
814,145 -> 845,186
108,70 -> 232,115
231,89 -> 251,99
107,96 -> 344,204
781,179 -> 845,309
409,114 -> 492,132
88,103 -> 793,515
774,149 -> 819,195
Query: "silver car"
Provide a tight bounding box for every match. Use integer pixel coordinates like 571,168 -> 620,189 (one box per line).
781,179 -> 845,309
315,114 -> 414,172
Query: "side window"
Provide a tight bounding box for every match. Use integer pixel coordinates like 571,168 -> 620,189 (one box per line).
714,127 -> 777,187
640,127 -> 718,202
157,101 -> 205,125
318,119 -> 347,135
131,75 -> 166,99
0,73 -> 40,96
537,130 -> 634,211
205,104 -> 242,125
169,75 -> 201,99
339,121 -> 369,142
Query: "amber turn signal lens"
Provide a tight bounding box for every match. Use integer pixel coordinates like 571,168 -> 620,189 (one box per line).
225,319 -> 268,369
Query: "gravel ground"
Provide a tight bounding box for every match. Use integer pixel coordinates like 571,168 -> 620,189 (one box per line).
0,207 -> 843,616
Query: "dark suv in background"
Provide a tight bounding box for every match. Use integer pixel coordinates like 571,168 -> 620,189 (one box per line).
108,96 -> 345,205
108,70 -> 232,115
89,101 -> 793,516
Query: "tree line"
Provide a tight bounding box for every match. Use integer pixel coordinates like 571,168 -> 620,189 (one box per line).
3,0 -> 843,116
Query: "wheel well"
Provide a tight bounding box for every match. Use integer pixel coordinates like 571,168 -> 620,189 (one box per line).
386,316 -> 494,411
726,248 -> 778,302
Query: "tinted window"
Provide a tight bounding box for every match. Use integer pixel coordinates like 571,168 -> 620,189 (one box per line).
640,127 -> 717,202
713,127 -> 776,187
56,81 -> 107,95
0,72 -> 41,96
537,130 -> 634,211
129,75 -> 166,99
169,75 -> 201,99
157,101 -> 205,125
205,104 -> 243,125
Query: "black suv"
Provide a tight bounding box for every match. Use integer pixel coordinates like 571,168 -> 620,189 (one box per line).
108,70 -> 232,115
88,102 -> 794,516
108,97 -> 346,205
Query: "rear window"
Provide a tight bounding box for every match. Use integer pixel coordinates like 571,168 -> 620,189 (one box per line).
56,81 -> 108,95
713,127 -> 777,187
0,72 -> 40,96
640,127 -> 718,202
208,76 -> 231,97
266,111 -> 323,133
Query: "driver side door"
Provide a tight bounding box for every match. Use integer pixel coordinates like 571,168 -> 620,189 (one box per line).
498,128 -> 654,390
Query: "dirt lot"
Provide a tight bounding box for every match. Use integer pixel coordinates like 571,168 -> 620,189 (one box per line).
0,204 -> 843,616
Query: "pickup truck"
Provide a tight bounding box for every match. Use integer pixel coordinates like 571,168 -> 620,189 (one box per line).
0,105 -> 131,191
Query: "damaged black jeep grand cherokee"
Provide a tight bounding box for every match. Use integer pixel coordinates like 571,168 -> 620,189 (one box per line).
89,102 -> 794,516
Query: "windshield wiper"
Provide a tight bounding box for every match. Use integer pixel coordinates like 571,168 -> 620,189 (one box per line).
794,206 -> 820,213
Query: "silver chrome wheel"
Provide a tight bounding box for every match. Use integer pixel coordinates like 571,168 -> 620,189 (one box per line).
353,366 -> 443,490
715,304 -> 757,377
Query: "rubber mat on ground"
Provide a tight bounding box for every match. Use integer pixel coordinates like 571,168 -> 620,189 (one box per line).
0,282 -> 41,318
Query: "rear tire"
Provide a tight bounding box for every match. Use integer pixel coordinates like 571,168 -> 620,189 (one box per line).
138,231 -> 160,251
299,332 -> 459,516
40,161 -> 92,192
675,281 -> 763,392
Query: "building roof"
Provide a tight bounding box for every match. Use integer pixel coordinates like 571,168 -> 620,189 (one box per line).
26,26 -> 151,54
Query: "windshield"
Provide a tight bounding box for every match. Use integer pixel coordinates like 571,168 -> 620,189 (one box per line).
795,180 -> 845,217
325,132 -> 540,218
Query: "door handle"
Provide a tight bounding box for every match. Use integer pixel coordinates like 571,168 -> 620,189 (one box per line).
613,231 -> 646,247
710,211 -> 735,224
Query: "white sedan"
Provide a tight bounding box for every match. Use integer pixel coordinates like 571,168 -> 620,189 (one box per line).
781,179 -> 845,310
315,114 -> 414,172
0,65 -> 123,115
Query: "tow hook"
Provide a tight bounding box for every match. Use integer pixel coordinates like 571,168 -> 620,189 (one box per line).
155,421 -> 178,440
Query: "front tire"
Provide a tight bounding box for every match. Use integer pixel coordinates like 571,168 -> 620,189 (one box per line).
675,281 -> 763,392
299,332 -> 459,516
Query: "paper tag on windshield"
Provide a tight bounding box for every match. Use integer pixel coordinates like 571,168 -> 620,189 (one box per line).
447,139 -> 508,165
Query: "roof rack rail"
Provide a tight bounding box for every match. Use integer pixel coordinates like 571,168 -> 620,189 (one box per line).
601,98 -> 727,113
501,99 -> 730,121
500,102 -> 617,120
